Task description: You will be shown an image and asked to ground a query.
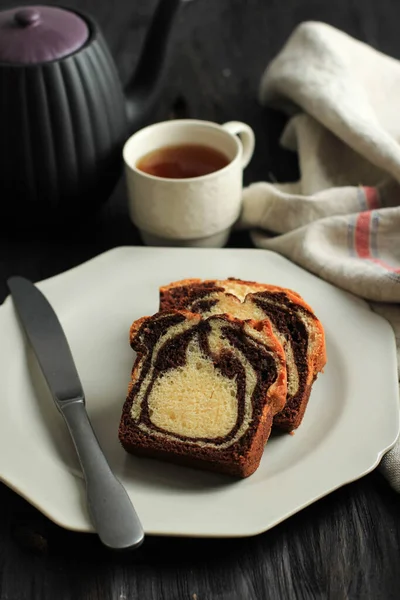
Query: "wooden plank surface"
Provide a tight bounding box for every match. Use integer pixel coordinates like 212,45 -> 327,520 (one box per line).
0,1 -> 399,599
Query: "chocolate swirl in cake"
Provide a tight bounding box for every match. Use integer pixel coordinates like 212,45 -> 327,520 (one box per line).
119,311 -> 287,477
250,292 -> 317,428
128,313 -> 277,448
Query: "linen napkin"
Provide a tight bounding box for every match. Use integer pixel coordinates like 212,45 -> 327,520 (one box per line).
240,22 -> 400,491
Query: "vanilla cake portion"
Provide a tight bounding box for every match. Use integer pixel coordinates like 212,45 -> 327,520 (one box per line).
159,278 -> 326,432
119,310 -> 287,477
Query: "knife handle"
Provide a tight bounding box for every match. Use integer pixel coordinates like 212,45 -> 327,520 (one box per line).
59,400 -> 144,550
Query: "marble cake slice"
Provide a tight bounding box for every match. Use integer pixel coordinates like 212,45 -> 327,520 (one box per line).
159,278 -> 326,432
119,310 -> 287,478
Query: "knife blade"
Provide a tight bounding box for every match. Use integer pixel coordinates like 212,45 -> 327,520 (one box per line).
7,276 -> 144,551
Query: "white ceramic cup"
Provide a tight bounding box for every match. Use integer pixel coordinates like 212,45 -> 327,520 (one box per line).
123,119 -> 255,247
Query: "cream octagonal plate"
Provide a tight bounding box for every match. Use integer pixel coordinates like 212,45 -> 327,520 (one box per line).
0,247 -> 398,537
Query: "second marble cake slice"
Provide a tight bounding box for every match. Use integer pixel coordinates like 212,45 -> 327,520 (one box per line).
119,310 -> 287,477
159,278 -> 326,432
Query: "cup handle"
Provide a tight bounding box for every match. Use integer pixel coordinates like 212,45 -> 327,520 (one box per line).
222,121 -> 255,168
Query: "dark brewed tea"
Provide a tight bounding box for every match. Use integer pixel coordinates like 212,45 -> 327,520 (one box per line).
136,144 -> 230,179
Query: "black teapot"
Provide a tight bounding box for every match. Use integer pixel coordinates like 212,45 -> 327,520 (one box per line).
0,1 -> 190,225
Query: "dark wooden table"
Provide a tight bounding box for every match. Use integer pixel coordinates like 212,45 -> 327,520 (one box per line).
1,1 -> 400,598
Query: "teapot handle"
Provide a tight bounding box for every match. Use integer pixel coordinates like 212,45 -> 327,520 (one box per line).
125,0 -> 193,132
222,121 -> 255,168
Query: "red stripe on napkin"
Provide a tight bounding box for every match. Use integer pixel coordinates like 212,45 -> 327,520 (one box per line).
363,187 -> 380,209
354,212 -> 371,258
355,211 -> 400,273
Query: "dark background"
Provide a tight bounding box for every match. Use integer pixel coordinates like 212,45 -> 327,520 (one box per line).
1,1 -> 400,599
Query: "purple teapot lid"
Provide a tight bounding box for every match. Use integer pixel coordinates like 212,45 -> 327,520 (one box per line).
0,5 -> 89,64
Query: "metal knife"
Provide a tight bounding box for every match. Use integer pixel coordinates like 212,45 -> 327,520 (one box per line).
7,276 -> 144,551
